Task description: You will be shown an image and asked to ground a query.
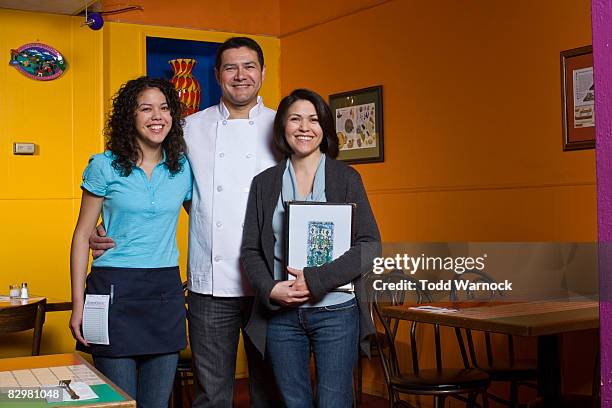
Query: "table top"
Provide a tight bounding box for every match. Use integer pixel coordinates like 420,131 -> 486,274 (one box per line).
382,300 -> 599,337
0,296 -> 71,312
0,353 -> 135,407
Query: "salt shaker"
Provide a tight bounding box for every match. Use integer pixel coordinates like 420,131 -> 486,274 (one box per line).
20,283 -> 29,299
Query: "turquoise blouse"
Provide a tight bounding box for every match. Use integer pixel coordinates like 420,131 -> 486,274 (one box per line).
81,150 -> 193,268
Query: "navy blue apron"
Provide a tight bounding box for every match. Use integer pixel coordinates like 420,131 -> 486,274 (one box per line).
77,266 -> 186,357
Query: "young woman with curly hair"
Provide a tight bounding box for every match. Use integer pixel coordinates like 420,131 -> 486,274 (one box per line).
69,76 -> 192,407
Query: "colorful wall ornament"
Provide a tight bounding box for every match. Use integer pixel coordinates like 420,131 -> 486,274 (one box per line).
9,43 -> 67,81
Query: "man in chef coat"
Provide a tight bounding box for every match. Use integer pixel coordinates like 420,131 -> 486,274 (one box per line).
183,36 -> 279,408
91,37 -> 280,407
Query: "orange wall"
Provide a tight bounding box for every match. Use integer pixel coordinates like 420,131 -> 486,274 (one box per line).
279,0 -> 596,399
279,0 -> 389,36
280,0 -> 596,243
101,0 -> 280,36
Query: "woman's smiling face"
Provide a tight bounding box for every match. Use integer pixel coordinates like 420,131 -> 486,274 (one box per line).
284,99 -> 323,159
134,87 -> 172,149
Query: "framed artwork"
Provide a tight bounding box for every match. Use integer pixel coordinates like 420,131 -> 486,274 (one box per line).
329,86 -> 384,164
561,46 -> 595,151
285,202 -> 355,292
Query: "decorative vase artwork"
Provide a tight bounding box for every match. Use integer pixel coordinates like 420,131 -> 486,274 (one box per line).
169,58 -> 201,116
306,221 -> 335,267
9,43 -> 67,81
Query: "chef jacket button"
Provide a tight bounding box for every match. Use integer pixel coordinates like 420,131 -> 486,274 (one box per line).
214,256 -> 222,262
151,201 -> 155,204
246,153 -> 253,159
241,222 -> 244,228
217,186 -> 223,192
216,221 -> 223,228
219,152 -> 225,158
222,120 -> 228,125
249,120 -> 254,125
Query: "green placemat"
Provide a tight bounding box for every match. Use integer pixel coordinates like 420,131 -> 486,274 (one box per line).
0,384 -> 127,407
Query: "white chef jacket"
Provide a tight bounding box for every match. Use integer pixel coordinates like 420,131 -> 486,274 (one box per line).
184,97 -> 278,296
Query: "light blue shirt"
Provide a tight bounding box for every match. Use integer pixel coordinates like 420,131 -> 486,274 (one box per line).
272,154 -> 354,307
81,151 -> 193,268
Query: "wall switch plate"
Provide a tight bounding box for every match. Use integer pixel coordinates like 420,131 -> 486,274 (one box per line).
13,142 -> 36,155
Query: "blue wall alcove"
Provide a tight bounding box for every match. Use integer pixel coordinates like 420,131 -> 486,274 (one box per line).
146,37 -> 222,112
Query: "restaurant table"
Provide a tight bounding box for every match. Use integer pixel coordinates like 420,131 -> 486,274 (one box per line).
0,296 -> 71,312
0,352 -> 135,407
382,300 -> 599,405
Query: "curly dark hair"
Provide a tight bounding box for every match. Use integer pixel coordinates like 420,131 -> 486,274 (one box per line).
105,76 -> 186,176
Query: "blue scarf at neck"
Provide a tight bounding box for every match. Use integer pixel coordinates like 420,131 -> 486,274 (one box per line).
282,154 -> 326,203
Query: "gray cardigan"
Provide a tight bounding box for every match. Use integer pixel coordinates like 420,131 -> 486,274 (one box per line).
240,156 -> 381,357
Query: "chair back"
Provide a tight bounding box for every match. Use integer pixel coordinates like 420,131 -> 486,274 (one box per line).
449,269 -> 503,302
449,270 -> 513,369
368,269 -> 430,381
0,298 -> 46,355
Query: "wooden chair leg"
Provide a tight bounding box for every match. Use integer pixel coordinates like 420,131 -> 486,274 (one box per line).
510,381 -> 519,408
481,390 -> 490,408
433,395 -> 446,408
467,392 -> 477,408
387,387 -> 395,408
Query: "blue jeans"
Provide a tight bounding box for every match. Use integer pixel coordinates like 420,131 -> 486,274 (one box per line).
187,293 -> 282,408
94,352 -> 179,408
266,298 -> 359,408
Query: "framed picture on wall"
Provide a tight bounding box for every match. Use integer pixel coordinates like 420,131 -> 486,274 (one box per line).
561,45 -> 595,151
329,86 -> 384,164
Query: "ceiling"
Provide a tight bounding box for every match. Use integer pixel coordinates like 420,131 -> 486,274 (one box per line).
0,0 -> 99,15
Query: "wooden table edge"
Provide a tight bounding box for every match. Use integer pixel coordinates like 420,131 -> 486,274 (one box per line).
382,304 -> 599,337
46,301 -> 72,312
0,296 -> 72,312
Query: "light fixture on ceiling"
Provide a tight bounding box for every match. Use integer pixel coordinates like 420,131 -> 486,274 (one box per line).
82,3 -> 144,30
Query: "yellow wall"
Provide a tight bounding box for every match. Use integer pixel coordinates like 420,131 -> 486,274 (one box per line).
0,10 -> 280,376
0,9 -> 103,357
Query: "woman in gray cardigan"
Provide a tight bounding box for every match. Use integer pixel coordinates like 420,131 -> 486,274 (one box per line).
241,89 -> 381,407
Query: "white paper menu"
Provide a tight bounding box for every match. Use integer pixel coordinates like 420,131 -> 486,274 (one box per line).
82,294 -> 110,345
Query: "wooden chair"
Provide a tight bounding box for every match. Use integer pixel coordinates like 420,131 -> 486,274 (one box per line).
450,270 -> 537,408
0,298 -> 46,356
356,269 -> 433,404
171,348 -> 194,408
370,271 -> 490,408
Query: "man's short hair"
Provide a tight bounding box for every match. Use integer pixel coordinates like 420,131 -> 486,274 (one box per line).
215,37 -> 265,71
